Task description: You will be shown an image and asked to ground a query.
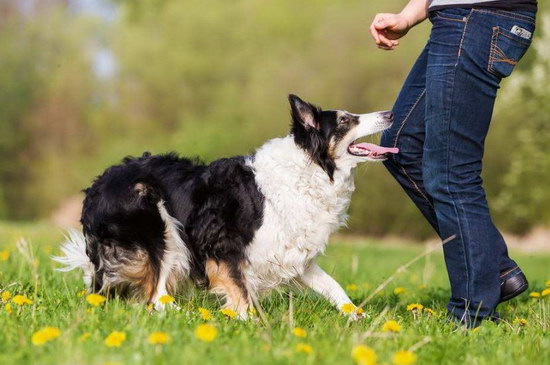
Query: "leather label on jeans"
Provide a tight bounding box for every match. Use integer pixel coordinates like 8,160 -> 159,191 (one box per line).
511,25 -> 532,40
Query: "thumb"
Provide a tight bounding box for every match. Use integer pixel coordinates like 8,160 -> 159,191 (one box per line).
374,16 -> 398,30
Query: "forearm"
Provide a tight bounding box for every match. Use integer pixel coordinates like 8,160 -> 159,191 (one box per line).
400,0 -> 429,28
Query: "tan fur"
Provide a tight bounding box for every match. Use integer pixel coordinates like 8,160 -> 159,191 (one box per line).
206,260 -> 250,316
115,250 -> 158,302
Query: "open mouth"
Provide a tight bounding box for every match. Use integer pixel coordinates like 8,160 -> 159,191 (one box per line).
348,141 -> 399,159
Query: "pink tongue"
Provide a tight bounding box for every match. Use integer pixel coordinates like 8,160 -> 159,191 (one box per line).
355,143 -> 399,155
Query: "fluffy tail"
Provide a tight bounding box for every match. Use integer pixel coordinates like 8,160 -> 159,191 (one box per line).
51,229 -> 95,288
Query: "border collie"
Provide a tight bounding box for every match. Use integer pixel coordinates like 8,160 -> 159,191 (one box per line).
53,95 -> 397,319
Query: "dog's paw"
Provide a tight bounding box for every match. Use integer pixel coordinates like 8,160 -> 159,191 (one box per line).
340,303 -> 367,321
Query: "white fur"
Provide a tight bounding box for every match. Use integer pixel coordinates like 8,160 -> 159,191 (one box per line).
243,111 -> 389,315
52,229 -> 95,288
152,200 -> 192,309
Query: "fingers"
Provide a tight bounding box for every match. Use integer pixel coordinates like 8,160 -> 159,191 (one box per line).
370,13 -> 401,50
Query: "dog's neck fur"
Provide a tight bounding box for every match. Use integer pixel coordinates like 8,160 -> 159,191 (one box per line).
245,135 -> 357,291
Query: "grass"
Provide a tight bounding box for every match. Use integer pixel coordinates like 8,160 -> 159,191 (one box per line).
0,222 -> 549,365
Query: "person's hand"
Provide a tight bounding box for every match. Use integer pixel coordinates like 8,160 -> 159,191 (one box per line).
369,13 -> 412,50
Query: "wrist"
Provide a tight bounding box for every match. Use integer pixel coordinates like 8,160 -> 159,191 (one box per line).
399,8 -> 426,29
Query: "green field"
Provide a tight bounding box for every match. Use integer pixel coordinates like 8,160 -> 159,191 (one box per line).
0,222 -> 549,365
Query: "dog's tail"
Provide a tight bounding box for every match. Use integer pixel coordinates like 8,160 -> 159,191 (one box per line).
51,229 -> 95,288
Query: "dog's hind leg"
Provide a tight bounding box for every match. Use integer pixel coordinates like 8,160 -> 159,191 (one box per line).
150,200 -> 192,310
206,259 -> 251,320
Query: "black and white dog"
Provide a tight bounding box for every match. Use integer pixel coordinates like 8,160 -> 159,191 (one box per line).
54,95 -> 398,319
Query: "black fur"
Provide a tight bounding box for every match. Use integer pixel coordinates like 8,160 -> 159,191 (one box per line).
81,152 -> 265,289
81,94 -> 346,295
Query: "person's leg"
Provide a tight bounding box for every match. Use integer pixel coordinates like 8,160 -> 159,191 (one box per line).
381,46 -> 440,233
422,8 -> 535,322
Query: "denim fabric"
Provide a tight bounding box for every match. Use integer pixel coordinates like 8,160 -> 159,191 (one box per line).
381,7 -> 536,321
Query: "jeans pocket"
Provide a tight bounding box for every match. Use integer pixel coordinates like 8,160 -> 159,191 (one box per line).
430,9 -> 469,23
488,26 -> 532,79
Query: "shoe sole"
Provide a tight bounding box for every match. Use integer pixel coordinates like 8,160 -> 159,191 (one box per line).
499,282 -> 529,303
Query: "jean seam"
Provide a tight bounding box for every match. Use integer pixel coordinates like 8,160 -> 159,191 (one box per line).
391,89 -> 434,209
443,16 -> 471,301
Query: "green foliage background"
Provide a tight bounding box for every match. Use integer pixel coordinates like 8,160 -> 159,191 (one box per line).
0,0 -> 548,238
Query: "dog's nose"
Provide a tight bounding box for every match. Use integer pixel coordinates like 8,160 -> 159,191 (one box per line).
381,111 -> 394,120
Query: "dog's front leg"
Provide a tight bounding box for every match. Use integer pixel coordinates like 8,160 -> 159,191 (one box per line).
299,263 -> 365,320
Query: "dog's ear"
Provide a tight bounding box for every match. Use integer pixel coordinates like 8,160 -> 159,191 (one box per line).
288,94 -> 319,130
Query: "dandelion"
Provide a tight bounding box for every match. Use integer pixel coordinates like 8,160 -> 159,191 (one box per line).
546,280 -> 550,287
541,288 -> 550,297
148,331 -> 171,345
158,295 -> 175,305
346,284 -> 359,291
381,320 -> 402,333
248,307 -> 257,317
472,327 -> 481,333
195,324 -> 217,342
12,295 -> 33,305
147,303 -> 154,312
77,290 -> 87,297
394,287 -> 406,295
32,327 -> 61,346
5,303 -> 12,314
0,250 -> 9,261
220,308 -> 237,319
295,343 -> 313,354
86,293 -> 106,307
292,327 -> 307,338
105,331 -> 126,347
351,344 -> 377,365
513,317 -> 528,326
406,303 -> 424,312
78,332 -> 91,342
529,292 -> 541,298
198,307 -> 213,320
423,307 -> 436,316
341,303 -> 364,315
392,350 -> 417,365
1,291 -> 10,303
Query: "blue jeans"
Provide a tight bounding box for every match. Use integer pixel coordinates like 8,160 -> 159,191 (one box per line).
381,8 -> 536,321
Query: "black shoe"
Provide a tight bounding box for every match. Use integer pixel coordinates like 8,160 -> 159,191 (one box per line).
500,271 -> 529,303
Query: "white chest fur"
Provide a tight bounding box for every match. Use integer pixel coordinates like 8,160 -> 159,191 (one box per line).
244,136 -> 357,292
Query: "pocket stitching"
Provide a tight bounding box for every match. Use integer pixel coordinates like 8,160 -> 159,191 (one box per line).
434,12 -> 467,22
488,26 -> 530,78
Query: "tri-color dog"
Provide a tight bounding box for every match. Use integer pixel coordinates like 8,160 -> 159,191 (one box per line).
54,95 -> 398,319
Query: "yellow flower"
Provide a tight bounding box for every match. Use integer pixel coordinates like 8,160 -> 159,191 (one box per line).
195,324 -> 217,342
158,295 -> 175,304
529,292 -> 541,298
352,345 -> 377,365
472,327 -> 481,333
104,331 -> 126,347
220,308 -> 237,319
406,303 -> 424,312
32,327 -> 61,346
5,303 -> 12,314
78,332 -> 91,342
392,350 -> 417,365
292,327 -> 307,338
0,250 -> 9,261
295,343 -> 313,354
394,287 -> 406,295
513,317 -> 528,326
381,320 -> 402,333
198,307 -> 213,320
541,288 -> 550,297
12,295 -> 33,305
86,293 -> 107,306
546,280 -> 550,287
1,291 -> 11,303
148,331 -> 171,345
423,308 -> 436,316
346,284 -> 359,291
77,290 -> 87,297
249,307 -> 257,317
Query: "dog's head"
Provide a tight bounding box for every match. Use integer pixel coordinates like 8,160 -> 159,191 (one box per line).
288,94 -> 398,180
